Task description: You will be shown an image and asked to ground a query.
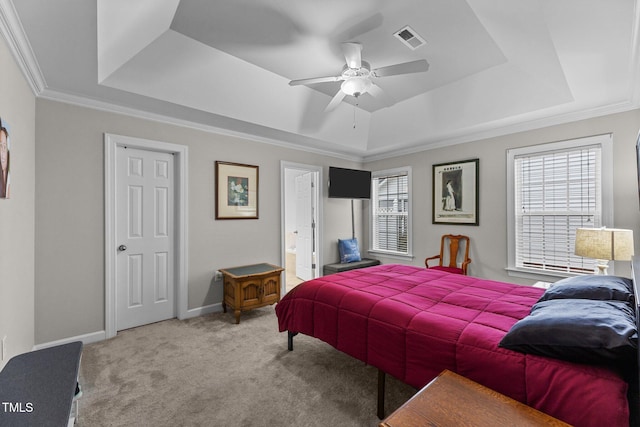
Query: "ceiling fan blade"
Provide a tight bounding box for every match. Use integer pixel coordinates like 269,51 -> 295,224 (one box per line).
342,42 -> 362,69
289,75 -> 342,86
325,90 -> 347,112
368,83 -> 395,107
333,13 -> 383,43
372,59 -> 429,77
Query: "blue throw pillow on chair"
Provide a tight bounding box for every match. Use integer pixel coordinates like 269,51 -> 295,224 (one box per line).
338,238 -> 361,263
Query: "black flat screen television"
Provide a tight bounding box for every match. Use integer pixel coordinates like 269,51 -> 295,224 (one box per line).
328,167 -> 371,199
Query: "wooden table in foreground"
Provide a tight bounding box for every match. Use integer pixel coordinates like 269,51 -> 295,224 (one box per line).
379,370 -> 571,427
220,263 -> 284,324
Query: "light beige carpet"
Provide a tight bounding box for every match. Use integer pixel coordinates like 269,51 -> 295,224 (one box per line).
77,306 -> 415,426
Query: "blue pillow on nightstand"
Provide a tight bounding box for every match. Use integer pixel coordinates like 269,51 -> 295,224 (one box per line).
338,238 -> 361,263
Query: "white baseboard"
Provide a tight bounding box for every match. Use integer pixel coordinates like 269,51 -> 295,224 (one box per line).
182,303 -> 223,319
33,303 -> 224,350
33,330 -> 106,351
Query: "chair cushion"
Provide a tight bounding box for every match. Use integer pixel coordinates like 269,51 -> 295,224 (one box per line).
430,266 -> 464,275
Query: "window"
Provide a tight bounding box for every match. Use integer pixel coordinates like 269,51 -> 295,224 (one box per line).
370,167 -> 412,256
507,134 -> 613,277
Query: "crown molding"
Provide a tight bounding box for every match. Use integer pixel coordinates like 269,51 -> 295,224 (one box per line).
38,88 -> 365,163
4,0 -> 639,165
362,100 -> 640,163
37,87 -> 640,167
0,0 -> 46,95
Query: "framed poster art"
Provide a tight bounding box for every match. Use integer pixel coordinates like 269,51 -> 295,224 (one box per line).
0,117 -> 10,199
215,161 -> 259,219
432,158 -> 479,225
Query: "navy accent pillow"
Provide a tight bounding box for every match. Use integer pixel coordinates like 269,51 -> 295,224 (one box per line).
538,275 -> 634,303
499,299 -> 638,364
338,238 -> 361,263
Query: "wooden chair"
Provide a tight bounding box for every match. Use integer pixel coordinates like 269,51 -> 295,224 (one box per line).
425,234 -> 471,275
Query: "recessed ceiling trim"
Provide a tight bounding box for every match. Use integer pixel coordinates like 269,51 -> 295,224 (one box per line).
7,0 -> 640,159
362,99 -> 640,163
37,88 -> 365,163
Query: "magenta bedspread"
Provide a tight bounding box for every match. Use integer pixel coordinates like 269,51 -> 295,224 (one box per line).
275,264 -> 629,427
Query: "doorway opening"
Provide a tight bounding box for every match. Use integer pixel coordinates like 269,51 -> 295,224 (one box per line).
105,134 -> 188,339
281,162 -> 322,294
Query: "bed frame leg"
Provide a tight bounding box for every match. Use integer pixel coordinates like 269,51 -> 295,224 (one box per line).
287,331 -> 297,351
377,369 -> 386,420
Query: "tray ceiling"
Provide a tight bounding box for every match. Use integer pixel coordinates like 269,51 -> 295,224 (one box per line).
4,0 -> 640,160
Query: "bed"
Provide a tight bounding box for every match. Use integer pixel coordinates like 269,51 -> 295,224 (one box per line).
275,262 -> 640,427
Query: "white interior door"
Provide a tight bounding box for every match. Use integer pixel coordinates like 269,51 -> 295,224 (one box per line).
116,146 -> 175,330
295,173 -> 314,281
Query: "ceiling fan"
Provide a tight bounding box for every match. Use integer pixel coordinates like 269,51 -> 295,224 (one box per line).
289,42 -> 429,112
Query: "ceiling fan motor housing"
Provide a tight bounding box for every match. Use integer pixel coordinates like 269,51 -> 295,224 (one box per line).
341,61 -> 372,96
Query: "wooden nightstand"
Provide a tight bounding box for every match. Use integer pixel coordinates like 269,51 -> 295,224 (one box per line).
379,370 -> 570,427
220,263 -> 284,324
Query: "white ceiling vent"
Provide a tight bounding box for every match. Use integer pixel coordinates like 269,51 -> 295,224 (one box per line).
393,26 -> 426,50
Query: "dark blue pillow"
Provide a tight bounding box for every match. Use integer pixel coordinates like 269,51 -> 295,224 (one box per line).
499,299 -> 638,364
338,238 -> 361,263
538,275 -> 634,303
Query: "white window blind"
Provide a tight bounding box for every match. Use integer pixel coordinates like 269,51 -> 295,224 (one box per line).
371,170 -> 410,255
514,144 -> 602,274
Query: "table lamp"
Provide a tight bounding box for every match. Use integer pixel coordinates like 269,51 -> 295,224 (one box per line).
574,227 -> 634,274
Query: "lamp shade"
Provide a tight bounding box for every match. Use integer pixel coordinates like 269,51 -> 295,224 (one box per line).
574,228 -> 635,261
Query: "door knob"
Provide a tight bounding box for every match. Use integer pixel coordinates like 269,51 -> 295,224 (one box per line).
118,245 -> 127,252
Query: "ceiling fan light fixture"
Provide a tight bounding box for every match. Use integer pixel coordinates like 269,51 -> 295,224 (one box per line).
341,77 -> 372,97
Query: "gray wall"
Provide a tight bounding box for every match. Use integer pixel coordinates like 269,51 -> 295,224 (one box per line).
34,99 -> 362,344
25,83 -> 640,345
364,109 -> 640,283
0,35 -> 36,368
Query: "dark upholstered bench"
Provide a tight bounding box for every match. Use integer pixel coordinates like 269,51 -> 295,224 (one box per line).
0,341 -> 82,426
323,258 -> 381,275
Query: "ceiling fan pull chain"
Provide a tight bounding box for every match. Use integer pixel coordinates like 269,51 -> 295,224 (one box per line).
353,105 -> 356,129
